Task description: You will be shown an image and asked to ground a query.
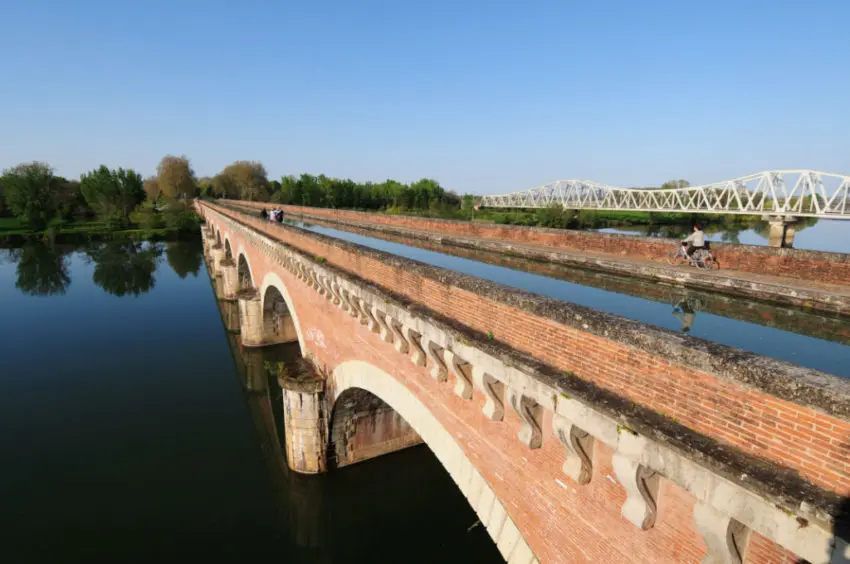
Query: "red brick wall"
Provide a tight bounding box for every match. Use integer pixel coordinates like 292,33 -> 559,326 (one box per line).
206,204 -> 806,563
206,201 -> 850,497
234,200 -> 850,286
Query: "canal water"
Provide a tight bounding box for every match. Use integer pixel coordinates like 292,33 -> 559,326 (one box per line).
597,218 -> 850,254
0,237 -> 500,563
280,219 -> 850,378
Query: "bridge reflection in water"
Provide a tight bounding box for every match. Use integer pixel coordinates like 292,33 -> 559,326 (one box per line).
205,260 -> 503,563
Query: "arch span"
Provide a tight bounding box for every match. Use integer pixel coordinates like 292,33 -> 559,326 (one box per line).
259,272 -> 306,354
330,360 -> 535,562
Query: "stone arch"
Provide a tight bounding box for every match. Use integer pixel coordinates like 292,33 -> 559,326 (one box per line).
215,228 -> 222,247
329,360 -> 535,561
236,253 -> 254,294
259,272 -> 306,354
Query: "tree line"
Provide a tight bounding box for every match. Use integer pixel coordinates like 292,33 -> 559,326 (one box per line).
2,153 -> 743,234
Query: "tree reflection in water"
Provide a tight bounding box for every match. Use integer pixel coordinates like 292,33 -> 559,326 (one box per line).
12,243 -> 71,296
86,241 -> 162,297
165,238 -> 203,279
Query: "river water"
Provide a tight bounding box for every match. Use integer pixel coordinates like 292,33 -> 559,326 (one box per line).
0,237 -> 499,563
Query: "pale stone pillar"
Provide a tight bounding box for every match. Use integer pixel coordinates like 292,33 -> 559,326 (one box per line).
239,296 -> 265,346
220,261 -> 238,300
766,216 -> 797,248
279,376 -> 328,474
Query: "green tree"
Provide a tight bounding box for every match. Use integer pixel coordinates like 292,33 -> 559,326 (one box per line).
13,243 -> 71,296
661,179 -> 690,190
156,155 -> 196,199
461,194 -> 476,214
1,162 -> 58,229
53,177 -> 89,221
88,241 -> 161,297
80,165 -> 145,225
219,161 -> 270,201
143,176 -> 162,203
161,200 -> 198,232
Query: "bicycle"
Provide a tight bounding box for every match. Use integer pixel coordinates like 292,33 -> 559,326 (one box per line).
666,243 -> 718,270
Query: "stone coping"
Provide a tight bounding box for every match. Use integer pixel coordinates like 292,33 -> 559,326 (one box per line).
211,201 -> 850,420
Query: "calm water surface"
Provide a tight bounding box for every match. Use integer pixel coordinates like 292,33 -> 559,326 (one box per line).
0,236 -> 499,563
284,220 -> 850,377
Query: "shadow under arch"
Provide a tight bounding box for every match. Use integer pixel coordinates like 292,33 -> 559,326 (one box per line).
236,252 -> 254,294
223,237 -> 234,262
259,271 -> 306,355
215,228 -> 222,247
329,360 -> 535,561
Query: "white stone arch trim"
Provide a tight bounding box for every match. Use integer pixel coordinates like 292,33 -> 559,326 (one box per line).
330,360 -> 538,564
259,271 -> 307,356
235,243 -> 255,288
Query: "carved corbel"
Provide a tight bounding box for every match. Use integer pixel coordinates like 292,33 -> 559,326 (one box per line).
402,326 -> 426,366
552,414 -> 594,484
472,366 -> 504,421
611,450 -> 659,530
508,389 -> 543,449
445,350 -> 473,399
694,502 -> 751,564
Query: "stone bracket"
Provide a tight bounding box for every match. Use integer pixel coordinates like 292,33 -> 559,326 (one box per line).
694,502 -> 751,564
612,452 -> 659,530
509,389 -> 542,449
553,414 -> 594,484
473,366 -> 505,421
445,350 -> 473,399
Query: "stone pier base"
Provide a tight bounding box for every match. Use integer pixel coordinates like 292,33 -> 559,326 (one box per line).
279,375 -> 328,474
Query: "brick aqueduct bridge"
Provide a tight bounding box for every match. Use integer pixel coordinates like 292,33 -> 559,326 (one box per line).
198,200 -> 850,564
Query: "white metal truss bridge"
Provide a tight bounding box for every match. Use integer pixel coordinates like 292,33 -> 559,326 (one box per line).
478,170 -> 850,219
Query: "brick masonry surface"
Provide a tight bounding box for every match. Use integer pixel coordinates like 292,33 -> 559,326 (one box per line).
204,203 -> 834,563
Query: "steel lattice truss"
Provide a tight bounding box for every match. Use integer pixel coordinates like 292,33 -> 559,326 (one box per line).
479,170 -> 850,219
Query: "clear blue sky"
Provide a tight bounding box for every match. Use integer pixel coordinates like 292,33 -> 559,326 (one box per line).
1,0 -> 848,194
